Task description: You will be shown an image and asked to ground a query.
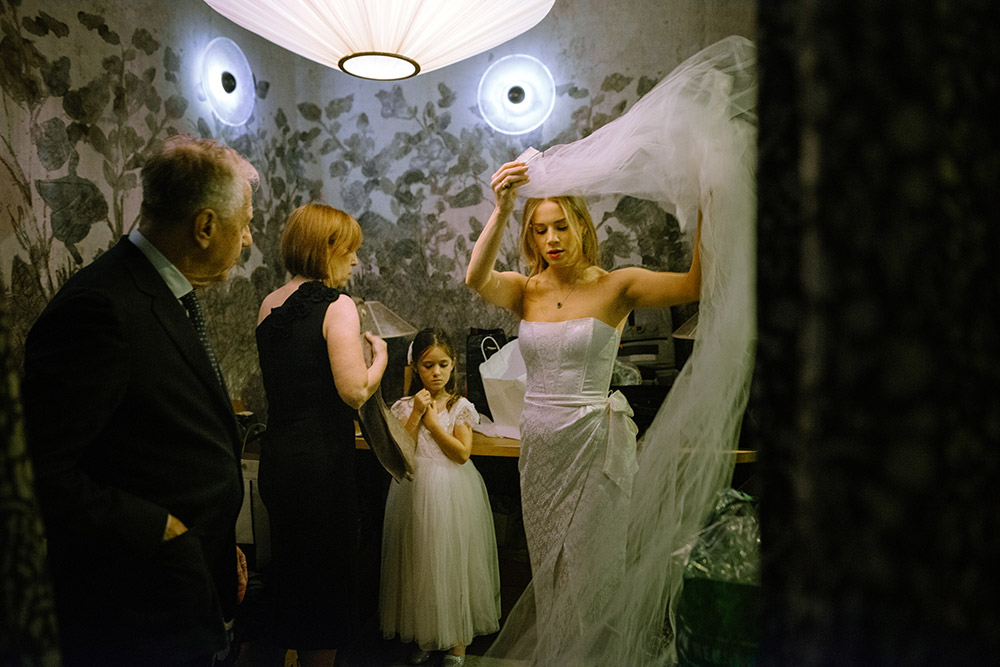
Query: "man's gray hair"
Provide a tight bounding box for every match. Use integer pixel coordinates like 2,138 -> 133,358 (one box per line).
139,135 -> 259,230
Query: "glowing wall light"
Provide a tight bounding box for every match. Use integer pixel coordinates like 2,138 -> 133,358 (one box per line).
201,37 -> 255,126
477,54 -> 555,135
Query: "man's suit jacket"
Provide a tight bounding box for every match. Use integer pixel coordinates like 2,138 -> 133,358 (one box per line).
22,237 -> 244,665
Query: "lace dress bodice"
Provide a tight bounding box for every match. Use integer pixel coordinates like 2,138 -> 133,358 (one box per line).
518,318 -> 620,398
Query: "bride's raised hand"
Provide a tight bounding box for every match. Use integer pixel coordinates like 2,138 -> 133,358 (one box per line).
468,161 -> 531,305
491,161 -> 529,209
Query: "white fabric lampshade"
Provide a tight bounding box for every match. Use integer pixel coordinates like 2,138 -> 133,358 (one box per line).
202,0 -> 556,80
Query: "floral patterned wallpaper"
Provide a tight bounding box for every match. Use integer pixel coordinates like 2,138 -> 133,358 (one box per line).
0,0 -> 755,417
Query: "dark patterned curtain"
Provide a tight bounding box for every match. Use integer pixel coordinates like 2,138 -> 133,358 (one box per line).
754,1 -> 1000,665
0,298 -> 60,667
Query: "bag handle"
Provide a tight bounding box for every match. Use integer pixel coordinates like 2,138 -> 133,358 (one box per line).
480,335 -> 499,360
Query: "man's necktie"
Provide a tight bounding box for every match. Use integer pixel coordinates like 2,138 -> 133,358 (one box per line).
180,290 -> 226,390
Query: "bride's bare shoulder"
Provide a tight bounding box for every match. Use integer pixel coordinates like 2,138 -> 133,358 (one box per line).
589,266 -> 611,280
594,265 -> 630,290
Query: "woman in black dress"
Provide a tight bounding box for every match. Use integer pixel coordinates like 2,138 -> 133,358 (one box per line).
256,203 -> 388,667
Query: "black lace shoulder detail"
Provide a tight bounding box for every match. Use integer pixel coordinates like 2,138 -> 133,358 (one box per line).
264,281 -> 346,335
293,280 -> 344,304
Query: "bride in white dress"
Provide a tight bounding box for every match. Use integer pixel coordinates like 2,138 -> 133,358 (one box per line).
467,187 -> 702,664
470,180 -> 705,653
466,36 -> 756,665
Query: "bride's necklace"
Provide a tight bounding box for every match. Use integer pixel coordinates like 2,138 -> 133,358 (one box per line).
555,279 -> 578,309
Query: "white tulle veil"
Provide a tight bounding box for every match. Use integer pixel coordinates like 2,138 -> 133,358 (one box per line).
483,35 -> 758,665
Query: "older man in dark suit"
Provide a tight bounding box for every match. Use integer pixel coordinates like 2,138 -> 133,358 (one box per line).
22,135 -> 258,667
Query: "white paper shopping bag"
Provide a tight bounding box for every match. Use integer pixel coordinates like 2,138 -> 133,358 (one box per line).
478,338 -> 526,439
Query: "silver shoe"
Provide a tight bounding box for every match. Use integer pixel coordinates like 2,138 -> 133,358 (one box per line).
409,647 -> 431,665
442,655 -> 466,666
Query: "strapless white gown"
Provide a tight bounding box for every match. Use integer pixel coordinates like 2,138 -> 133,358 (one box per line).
517,318 -> 639,661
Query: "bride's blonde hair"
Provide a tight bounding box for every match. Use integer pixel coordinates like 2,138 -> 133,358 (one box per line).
520,196 -> 600,276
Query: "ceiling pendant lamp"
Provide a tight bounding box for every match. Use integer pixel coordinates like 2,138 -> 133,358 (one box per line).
202,0 -> 556,81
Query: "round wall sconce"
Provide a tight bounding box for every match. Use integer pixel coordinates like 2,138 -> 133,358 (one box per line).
477,54 -> 555,135
201,37 -> 255,126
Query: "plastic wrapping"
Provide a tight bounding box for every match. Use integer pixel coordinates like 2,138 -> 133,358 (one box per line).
683,489 -> 760,585
676,489 -> 761,667
611,358 -> 644,386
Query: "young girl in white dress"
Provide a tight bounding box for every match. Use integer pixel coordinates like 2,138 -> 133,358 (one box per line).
380,328 -> 501,667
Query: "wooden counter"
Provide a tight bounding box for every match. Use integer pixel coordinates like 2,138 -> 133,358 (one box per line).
355,427 -> 756,463
354,430 -> 521,458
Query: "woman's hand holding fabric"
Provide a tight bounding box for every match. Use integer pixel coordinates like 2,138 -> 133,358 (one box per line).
491,161 -> 530,211
364,331 -> 388,369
